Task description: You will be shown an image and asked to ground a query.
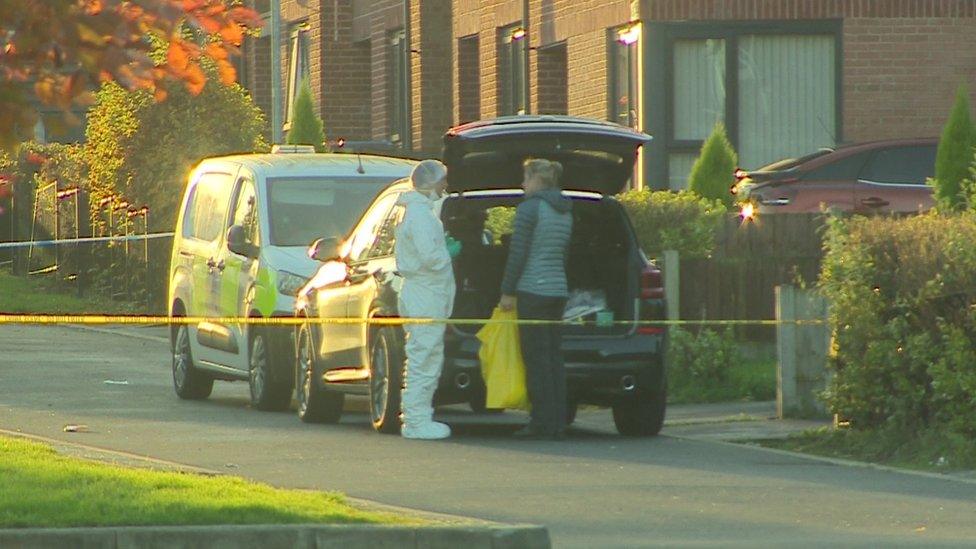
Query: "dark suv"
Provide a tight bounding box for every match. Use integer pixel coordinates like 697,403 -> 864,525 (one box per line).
732,138 -> 937,215
292,116 -> 667,436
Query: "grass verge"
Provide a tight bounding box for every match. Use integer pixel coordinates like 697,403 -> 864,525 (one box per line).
0,436 -> 408,528
759,427 -> 976,474
0,269 -> 136,315
669,357 -> 776,405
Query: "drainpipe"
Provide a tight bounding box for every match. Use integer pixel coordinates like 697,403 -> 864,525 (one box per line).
270,0 -> 283,144
403,0 -> 414,151
522,0 -> 530,114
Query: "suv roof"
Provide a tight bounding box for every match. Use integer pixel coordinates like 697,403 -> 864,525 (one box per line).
201,153 -> 417,179
447,115 -> 648,139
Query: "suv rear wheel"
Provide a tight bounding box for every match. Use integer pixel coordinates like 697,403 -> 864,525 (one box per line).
612,372 -> 666,437
369,327 -> 403,434
249,328 -> 293,411
296,324 -> 344,423
172,323 -> 214,400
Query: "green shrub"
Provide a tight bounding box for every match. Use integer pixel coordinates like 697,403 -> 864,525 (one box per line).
618,189 -> 724,259
687,122 -> 738,209
484,206 -> 515,245
666,327 -> 776,404
819,212 -> 976,439
85,77 -> 267,233
929,85 -> 976,212
286,79 -> 326,151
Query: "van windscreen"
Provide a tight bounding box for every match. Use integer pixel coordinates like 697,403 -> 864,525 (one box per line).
267,177 -> 390,246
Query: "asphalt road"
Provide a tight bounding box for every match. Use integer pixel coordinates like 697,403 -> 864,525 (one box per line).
3,324 -> 976,548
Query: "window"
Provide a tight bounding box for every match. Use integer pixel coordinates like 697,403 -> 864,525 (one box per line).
285,22 -> 311,129
389,30 -> 409,146
183,173 -> 234,241
346,193 -> 399,263
859,146 -> 937,185
672,39 -> 726,141
609,27 -> 639,128
499,25 -> 527,116
737,35 -> 836,169
368,204 -> 404,259
267,177 -> 391,247
804,152 -> 870,181
230,178 -> 260,246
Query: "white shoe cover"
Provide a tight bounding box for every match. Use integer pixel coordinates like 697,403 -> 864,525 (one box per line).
401,421 -> 451,440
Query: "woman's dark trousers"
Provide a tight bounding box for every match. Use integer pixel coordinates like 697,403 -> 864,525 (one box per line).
517,292 -> 568,434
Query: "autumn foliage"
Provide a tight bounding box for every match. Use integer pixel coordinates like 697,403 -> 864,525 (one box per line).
0,0 -> 263,150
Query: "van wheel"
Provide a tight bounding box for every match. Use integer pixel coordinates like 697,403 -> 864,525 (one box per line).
369,327 -> 403,434
296,324 -> 344,423
172,324 -> 213,400
612,374 -> 666,437
249,329 -> 293,411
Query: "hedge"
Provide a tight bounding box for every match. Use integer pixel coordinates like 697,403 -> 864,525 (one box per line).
819,212 -> 976,458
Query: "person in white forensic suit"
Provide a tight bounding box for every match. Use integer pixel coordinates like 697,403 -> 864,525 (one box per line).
394,159 -> 456,440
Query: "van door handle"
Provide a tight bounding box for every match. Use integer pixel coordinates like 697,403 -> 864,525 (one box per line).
861,197 -> 889,208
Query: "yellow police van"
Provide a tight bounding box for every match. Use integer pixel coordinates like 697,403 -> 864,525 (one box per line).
168,146 -> 416,410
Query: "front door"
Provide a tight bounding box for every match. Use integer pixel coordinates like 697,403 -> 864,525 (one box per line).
182,171 -> 236,368
855,145 -> 937,214
325,191 -> 400,370
212,173 -> 260,371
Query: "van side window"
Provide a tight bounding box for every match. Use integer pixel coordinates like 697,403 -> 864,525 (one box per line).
230,178 -> 260,246
183,172 -> 234,241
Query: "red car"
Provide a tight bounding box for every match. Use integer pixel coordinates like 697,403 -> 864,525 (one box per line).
732,138 -> 938,215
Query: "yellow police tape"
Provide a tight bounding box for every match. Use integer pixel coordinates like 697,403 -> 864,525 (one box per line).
0,315 -> 826,326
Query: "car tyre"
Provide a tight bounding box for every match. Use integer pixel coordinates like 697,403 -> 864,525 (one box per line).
172,323 -> 214,400
369,327 -> 403,434
249,328 -> 293,411
612,372 -> 666,437
295,324 -> 344,423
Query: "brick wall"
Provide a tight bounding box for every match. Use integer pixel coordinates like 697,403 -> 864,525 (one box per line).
316,0 -> 372,142
844,17 -> 976,142
245,35 -> 272,137
534,43 -> 568,114
359,0 -> 403,141
457,35 -> 481,124
644,0 -> 976,20
245,0 -> 976,156
411,0 -> 454,153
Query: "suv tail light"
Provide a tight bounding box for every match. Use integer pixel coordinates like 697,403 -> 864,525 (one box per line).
639,266 -> 665,335
641,266 -> 663,300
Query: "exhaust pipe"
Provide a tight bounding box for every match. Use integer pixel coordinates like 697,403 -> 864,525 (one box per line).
621,375 -> 637,392
455,372 -> 471,390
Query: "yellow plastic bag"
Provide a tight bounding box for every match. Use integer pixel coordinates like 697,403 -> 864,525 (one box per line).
477,307 -> 530,410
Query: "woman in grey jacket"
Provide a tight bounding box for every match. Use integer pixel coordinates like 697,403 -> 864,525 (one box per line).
499,159 -> 573,440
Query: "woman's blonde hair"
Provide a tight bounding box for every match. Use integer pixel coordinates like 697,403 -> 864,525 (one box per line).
523,158 -> 563,189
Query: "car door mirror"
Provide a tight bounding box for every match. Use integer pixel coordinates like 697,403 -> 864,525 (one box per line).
227,225 -> 257,258
308,237 -> 342,263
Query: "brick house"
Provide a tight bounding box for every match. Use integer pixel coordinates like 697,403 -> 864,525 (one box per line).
243,0 -> 976,190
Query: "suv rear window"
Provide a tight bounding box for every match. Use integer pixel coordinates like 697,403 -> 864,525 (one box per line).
859,145 -> 937,185
267,177 -> 391,246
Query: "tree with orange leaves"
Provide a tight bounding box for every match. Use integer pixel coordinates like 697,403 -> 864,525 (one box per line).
0,0 -> 263,150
